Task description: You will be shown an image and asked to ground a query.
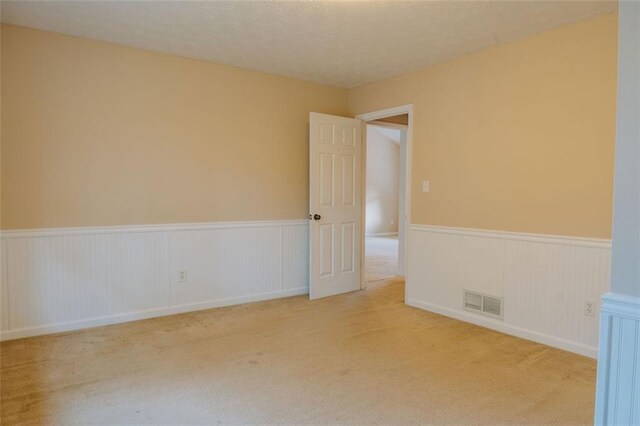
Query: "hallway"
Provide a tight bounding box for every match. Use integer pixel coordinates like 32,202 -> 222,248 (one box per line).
365,235 -> 399,282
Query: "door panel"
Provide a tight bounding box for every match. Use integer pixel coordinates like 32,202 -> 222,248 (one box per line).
320,154 -> 335,207
309,113 -> 362,299
319,224 -> 334,277
341,155 -> 355,206
341,222 -> 355,273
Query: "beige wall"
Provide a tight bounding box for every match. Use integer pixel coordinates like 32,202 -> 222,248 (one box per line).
349,14 -> 618,239
2,15 -> 618,238
366,126 -> 399,235
1,24 -> 349,230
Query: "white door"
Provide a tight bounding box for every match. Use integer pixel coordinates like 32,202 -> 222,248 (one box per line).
309,112 -> 362,299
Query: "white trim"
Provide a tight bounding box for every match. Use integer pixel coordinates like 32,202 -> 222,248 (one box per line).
600,292 -> 640,320
594,292 -> 640,424
0,288 -> 307,341
357,104 -> 413,285
407,298 -> 598,358
357,105 -> 412,122
360,120 -> 368,289
0,219 -> 308,239
410,224 -> 611,248
365,232 -> 398,237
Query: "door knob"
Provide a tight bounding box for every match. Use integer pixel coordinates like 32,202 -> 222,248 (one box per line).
313,214 -> 321,221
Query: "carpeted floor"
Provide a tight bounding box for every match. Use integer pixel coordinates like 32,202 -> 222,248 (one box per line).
1,279 -> 596,425
365,235 -> 399,282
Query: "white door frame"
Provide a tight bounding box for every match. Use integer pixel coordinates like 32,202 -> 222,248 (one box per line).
356,104 -> 413,291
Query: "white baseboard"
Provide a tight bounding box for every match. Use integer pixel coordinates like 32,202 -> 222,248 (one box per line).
365,232 -> 398,237
0,220 -> 309,341
407,298 -> 598,358
0,287 -> 307,341
595,292 -> 640,424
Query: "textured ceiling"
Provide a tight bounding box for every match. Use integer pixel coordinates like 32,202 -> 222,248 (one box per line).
0,0 -> 617,88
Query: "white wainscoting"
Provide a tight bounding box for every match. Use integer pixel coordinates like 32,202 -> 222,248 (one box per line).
406,225 -> 612,358
0,220 -> 309,340
1,220 -> 614,358
595,293 -> 640,424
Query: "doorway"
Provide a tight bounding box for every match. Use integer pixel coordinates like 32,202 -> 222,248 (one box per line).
364,123 -> 403,282
307,106 -> 411,299
357,105 -> 412,290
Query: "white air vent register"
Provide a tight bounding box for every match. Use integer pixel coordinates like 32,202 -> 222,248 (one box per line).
463,290 -> 504,320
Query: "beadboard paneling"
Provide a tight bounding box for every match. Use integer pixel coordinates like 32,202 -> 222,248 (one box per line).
595,293 -> 640,424
171,226 -> 283,305
0,220 -> 309,340
504,239 -> 610,352
407,225 -> 611,358
1,220 -> 613,356
407,230 -> 505,309
283,224 -> 309,290
6,232 -> 171,330
1,238 -> 8,332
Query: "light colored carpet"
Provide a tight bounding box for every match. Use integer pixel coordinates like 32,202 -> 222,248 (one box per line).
1,279 -> 596,425
365,235 -> 399,282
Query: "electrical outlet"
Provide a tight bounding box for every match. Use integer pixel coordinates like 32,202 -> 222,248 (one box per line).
178,269 -> 188,283
584,301 -> 596,317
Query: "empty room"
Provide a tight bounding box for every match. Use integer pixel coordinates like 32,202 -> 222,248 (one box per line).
1,1 -> 639,425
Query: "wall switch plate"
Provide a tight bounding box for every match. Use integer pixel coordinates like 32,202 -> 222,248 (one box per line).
422,180 -> 430,192
585,301 -> 596,317
178,269 -> 188,283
